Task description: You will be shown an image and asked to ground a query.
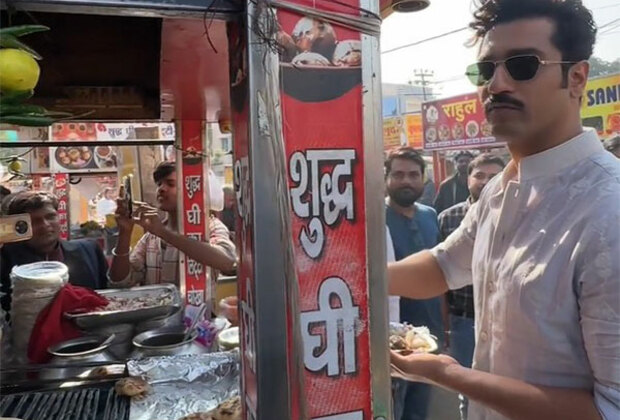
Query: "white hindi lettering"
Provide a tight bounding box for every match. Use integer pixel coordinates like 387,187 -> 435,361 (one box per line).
300,277 -> 359,377
187,233 -> 202,241
187,289 -> 204,305
185,175 -> 202,199
187,258 -> 203,277
240,277 -> 257,373
289,150 -> 356,259
186,203 -> 202,225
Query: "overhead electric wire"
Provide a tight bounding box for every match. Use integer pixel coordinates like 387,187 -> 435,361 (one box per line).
381,26 -> 469,55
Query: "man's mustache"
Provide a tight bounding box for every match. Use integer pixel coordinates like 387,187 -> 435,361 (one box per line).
484,94 -> 524,113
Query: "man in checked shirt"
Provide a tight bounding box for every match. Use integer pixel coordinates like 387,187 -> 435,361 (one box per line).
438,153 -> 505,420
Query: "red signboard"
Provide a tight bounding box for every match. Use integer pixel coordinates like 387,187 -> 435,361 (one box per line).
178,120 -> 210,312
53,173 -> 69,240
278,5 -> 371,419
422,93 -> 504,151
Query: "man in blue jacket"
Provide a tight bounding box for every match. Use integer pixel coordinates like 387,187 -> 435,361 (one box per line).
1,191 -> 108,317
385,147 -> 444,420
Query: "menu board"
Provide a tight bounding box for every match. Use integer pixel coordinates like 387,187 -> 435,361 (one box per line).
422,93 -> 504,151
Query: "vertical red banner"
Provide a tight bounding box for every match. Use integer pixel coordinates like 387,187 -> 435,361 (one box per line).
228,20 -> 259,420
178,120 -> 210,310
277,4 -> 371,419
53,173 -> 70,240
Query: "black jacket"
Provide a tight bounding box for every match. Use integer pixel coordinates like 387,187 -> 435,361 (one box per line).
0,239 -> 108,317
433,175 -> 469,215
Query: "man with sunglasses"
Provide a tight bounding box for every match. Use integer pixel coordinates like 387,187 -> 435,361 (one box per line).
389,1 -> 620,420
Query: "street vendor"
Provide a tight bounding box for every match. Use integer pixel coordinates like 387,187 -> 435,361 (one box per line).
0,191 -> 109,315
108,161 -> 236,287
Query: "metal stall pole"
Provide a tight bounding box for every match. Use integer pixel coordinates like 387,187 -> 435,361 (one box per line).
232,0 -> 391,418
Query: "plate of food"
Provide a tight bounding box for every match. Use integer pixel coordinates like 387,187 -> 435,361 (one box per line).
54,146 -> 93,170
481,120 -> 493,137
438,124 -> 451,141
466,120 -> 479,138
389,322 -> 438,355
94,145 -> 117,169
452,122 -> 465,140
425,127 -> 437,143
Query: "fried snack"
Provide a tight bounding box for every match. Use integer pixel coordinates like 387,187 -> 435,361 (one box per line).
178,414 -> 214,420
389,323 -> 436,354
115,377 -> 150,400
292,18 -> 337,59
179,396 -> 241,420
332,40 -> 362,67
291,52 -> 331,67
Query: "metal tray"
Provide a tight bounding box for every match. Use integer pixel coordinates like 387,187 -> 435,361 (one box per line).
65,284 -> 182,330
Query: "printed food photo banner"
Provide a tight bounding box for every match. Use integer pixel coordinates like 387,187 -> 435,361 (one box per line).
422,93 -> 504,151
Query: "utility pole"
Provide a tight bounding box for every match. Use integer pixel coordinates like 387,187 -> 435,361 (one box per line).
413,69 -> 434,101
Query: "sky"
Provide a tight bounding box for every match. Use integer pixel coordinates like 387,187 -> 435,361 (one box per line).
380,0 -> 620,98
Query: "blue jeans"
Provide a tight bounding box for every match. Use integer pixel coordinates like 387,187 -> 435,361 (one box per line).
392,378 -> 431,420
392,378 -> 406,420
449,314 -> 475,420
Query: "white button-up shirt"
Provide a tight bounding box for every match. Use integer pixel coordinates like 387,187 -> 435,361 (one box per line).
431,129 -> 620,420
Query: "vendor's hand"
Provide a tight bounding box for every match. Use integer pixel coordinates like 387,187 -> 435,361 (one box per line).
115,185 -> 134,234
219,296 -> 239,326
390,350 -> 459,383
133,204 -> 166,237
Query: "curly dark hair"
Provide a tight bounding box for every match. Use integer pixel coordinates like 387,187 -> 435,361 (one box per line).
385,147 -> 426,176
5,191 -> 59,215
470,0 -> 597,83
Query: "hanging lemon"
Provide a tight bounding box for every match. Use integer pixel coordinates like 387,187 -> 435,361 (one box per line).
8,159 -> 22,173
0,48 -> 41,92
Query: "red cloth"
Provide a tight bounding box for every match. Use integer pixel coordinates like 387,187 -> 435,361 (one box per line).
27,284 -> 109,364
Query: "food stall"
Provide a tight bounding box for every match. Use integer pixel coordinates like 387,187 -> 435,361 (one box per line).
0,0 -> 395,418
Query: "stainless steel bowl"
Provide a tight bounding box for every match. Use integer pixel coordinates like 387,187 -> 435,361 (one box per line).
131,326 -> 206,358
91,323 -> 134,359
42,335 -> 116,380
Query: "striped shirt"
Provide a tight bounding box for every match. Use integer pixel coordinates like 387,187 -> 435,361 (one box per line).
117,216 -> 235,287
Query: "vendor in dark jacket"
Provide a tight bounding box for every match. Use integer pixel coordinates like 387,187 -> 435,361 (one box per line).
0,191 -> 108,315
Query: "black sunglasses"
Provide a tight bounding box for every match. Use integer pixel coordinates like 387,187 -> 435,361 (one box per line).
465,54 -> 577,86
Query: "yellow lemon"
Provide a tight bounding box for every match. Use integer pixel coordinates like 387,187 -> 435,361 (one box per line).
0,48 -> 41,92
8,159 -> 22,173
